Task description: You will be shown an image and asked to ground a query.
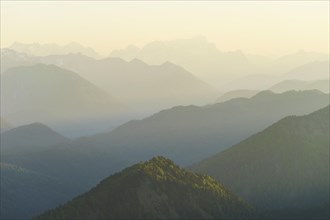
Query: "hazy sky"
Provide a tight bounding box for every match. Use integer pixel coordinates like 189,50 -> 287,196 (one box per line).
1,1 -> 329,56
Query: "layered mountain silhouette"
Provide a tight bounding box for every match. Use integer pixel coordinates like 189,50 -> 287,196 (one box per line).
109,37 -> 329,88
1,64 -> 122,136
0,117 -> 13,133
110,36 -> 255,87
0,49 -> 36,73
269,79 -> 329,93
271,50 -> 329,75
283,60 -> 330,81
35,156 -> 255,220
68,90 -> 329,166
1,123 -> 69,155
4,90 -> 328,193
220,60 -> 329,91
216,90 -> 260,103
216,79 -> 329,103
9,42 -> 102,59
192,106 -> 330,219
38,54 -> 218,111
1,51 -> 218,112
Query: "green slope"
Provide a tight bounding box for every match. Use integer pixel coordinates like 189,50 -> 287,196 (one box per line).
36,157 -> 255,220
192,106 -> 330,219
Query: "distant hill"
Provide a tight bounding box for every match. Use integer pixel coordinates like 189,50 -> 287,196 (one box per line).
216,90 -> 259,103
1,64 -> 122,136
0,49 -> 35,73
1,123 -> 69,155
283,60 -> 330,81
270,79 -> 329,93
0,163 -> 77,220
9,42 -> 102,59
221,60 -> 329,91
0,117 -> 13,133
216,79 -> 329,103
192,106 -> 330,219
110,44 -> 140,61
1,51 -> 218,112
271,50 -> 329,75
35,156 -> 255,220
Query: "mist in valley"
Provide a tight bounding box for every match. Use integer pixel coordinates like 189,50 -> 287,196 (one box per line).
1,1 -> 329,220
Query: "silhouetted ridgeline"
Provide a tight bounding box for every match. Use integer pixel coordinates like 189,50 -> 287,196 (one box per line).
192,106 -> 330,219
35,157 -> 255,220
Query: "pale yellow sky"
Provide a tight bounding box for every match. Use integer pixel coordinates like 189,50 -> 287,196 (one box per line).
1,1 -> 329,56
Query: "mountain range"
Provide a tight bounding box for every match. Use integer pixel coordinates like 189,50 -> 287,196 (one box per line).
35,156 -> 255,220
216,79 -> 329,103
9,42 -> 102,59
1,64 -> 123,136
3,90 -> 328,191
2,92 -> 328,219
192,106 -> 330,219
1,51 -> 218,113
222,60 -> 329,91
109,36 -> 329,88
38,55 -> 218,111
269,79 -> 329,93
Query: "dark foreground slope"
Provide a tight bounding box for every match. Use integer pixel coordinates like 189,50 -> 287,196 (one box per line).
36,157 -> 255,220
192,106 -> 330,219
0,163 -> 75,220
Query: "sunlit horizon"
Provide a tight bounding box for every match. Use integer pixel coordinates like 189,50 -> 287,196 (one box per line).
1,1 -> 329,56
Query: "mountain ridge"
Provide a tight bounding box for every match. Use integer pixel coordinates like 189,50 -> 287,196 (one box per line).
192,106 -> 330,219
35,156 -> 255,220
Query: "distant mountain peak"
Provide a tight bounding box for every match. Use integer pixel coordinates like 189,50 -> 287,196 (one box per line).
129,58 -> 146,66
251,90 -> 275,98
9,42 -> 102,59
2,122 -> 62,136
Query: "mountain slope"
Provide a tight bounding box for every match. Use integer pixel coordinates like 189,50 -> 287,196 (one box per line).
36,156 -> 255,220
0,49 -> 35,73
2,91 -> 328,219
192,106 -> 330,219
38,54 -> 218,111
110,36 -> 255,88
0,117 -> 13,133
1,64 -> 122,136
270,79 -> 329,93
283,60 -> 329,81
0,163 -> 77,220
80,90 -> 329,166
216,90 -> 260,103
2,52 -> 218,111
1,123 -> 69,155
220,59 -> 329,92
4,90 -> 329,182
110,37 -> 329,89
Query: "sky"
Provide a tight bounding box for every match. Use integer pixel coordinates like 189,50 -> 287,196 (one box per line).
1,1 -> 329,56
